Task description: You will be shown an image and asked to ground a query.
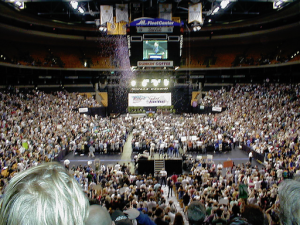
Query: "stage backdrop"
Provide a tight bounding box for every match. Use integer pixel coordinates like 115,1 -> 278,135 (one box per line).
128,93 -> 172,107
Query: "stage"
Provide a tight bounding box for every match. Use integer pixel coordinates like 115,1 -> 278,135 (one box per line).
137,156 -> 183,175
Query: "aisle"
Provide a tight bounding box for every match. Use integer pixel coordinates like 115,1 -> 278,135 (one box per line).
161,185 -> 189,225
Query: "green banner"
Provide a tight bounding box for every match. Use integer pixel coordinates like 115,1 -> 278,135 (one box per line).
239,184 -> 248,199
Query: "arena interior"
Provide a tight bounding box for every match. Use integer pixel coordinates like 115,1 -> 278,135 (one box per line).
0,0 -> 300,224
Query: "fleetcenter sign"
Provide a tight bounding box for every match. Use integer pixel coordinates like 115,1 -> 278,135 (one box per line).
137,61 -> 173,67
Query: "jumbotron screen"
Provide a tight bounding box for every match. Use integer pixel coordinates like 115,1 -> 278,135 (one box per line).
143,40 -> 168,60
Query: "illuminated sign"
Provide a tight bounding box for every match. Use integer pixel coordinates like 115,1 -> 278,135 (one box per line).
137,61 -> 173,67
130,18 -> 182,27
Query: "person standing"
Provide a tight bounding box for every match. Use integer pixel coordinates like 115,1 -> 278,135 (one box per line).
249,151 -> 253,163
160,168 -> 167,186
167,177 -> 173,198
89,145 -> 95,157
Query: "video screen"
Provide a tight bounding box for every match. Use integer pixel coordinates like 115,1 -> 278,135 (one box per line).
143,40 -> 168,60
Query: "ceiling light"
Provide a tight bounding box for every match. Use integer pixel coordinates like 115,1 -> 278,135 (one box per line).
220,0 -> 229,9
70,1 -> 78,10
212,7 -> 220,14
78,6 -> 84,14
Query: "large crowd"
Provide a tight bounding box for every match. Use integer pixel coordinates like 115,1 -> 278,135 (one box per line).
1,83 -> 300,225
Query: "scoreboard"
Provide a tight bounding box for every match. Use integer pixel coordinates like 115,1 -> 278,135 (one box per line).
127,18 -> 183,68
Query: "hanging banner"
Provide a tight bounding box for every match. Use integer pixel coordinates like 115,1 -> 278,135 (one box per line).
188,3 -> 203,24
107,18 -> 127,35
116,4 -> 129,23
100,5 -> 113,24
159,4 -> 172,21
128,93 -> 172,107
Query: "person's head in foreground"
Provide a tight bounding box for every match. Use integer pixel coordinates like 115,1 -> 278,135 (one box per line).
85,205 -> 112,225
0,162 -> 89,225
278,175 -> 300,225
186,201 -> 206,225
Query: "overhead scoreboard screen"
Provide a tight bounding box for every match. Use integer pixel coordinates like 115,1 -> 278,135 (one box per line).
127,18 -> 183,68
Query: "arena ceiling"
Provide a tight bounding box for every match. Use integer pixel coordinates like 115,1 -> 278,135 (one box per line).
2,0 -> 298,28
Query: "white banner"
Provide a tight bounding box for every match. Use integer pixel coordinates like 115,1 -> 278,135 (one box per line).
188,3 -> 203,24
128,93 -> 172,107
116,4 -> 129,23
100,5 -> 113,24
79,108 -> 88,113
137,61 -> 173,67
212,106 -> 222,112
159,4 -> 172,21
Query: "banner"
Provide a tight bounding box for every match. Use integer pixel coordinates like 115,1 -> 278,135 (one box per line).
239,184 -> 248,199
128,93 -> 172,107
188,3 -> 203,24
137,61 -> 173,67
116,4 -> 129,23
107,18 -> 127,35
100,5 -> 113,24
159,4 -> 172,21
212,106 -> 222,112
79,108 -> 88,113
223,160 -> 233,168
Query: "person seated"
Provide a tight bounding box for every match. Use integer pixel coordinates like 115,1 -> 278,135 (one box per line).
0,162 -> 89,225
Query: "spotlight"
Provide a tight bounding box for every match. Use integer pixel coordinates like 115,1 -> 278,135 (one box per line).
14,1 -> 24,9
212,6 -> 220,14
131,80 -> 136,87
142,79 -> 149,87
220,0 -> 229,9
164,79 -> 169,86
70,1 -> 78,10
208,19 -> 212,23
78,6 -> 84,14
151,79 -> 158,87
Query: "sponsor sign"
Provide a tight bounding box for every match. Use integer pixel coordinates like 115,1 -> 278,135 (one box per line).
130,18 -> 182,27
128,93 -> 171,107
137,61 -> 173,67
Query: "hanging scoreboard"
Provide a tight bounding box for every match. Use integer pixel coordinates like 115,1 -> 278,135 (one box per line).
127,18 -> 183,68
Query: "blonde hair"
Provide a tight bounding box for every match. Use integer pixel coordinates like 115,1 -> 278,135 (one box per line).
0,162 -> 89,225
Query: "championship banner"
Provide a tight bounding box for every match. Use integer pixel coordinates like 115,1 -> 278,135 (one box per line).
116,4 -> 129,23
188,3 -> 203,24
100,5 -> 113,24
107,17 -> 127,35
159,4 -> 172,21
128,93 -> 172,107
